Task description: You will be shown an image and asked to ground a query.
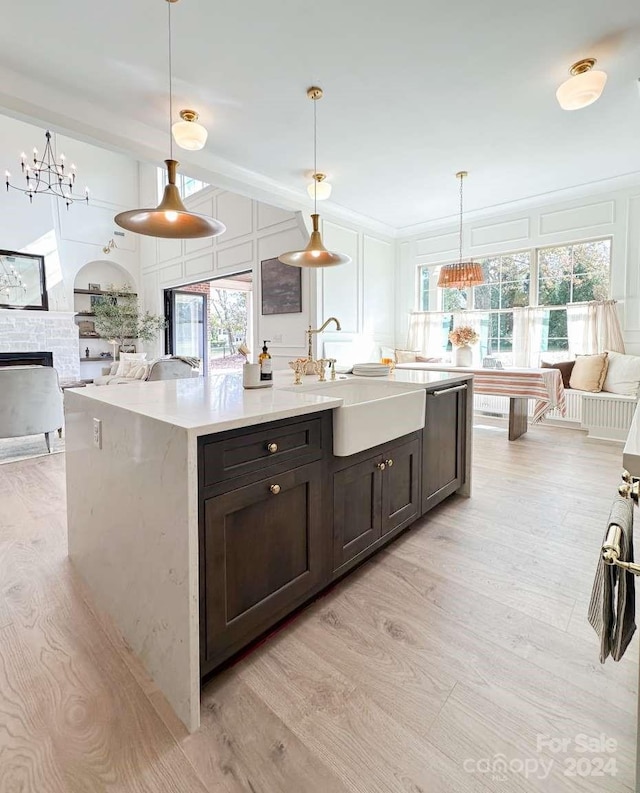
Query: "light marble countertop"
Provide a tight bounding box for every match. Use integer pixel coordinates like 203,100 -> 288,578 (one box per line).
623,402 -> 640,476
66,368 -> 472,438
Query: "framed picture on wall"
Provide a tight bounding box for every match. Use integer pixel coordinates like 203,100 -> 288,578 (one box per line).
260,257 -> 302,315
0,250 -> 48,311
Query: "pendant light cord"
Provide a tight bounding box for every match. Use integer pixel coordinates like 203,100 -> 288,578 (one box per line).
168,0 -> 174,160
458,172 -> 464,267
313,96 -> 317,214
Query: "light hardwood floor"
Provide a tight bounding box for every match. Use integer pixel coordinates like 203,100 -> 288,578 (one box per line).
0,422 -> 636,792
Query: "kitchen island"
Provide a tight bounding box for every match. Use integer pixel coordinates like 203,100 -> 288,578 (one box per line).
64,368 -> 472,732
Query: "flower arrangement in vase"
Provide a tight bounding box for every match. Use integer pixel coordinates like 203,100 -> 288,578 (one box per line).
449,325 -> 479,367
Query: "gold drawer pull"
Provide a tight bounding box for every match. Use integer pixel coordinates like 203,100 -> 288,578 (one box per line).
376,462 -> 386,471
270,484 -> 281,495
385,458 -> 394,467
267,442 -> 278,454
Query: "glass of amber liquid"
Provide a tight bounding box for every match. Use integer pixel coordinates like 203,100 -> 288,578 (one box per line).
381,356 -> 395,372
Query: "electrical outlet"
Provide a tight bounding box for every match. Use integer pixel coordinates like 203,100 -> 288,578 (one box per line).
272,334 -> 283,344
93,418 -> 102,449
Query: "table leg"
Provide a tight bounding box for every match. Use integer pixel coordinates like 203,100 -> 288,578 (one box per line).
509,397 -> 529,441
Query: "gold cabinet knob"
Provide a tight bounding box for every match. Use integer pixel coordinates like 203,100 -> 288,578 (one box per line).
267,442 -> 278,454
269,484 -> 281,495
376,462 -> 386,471
385,459 -> 394,467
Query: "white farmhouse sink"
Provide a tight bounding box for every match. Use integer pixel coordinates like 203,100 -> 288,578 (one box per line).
288,379 -> 426,456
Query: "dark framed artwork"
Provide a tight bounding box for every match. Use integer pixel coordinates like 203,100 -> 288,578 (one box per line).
0,250 -> 48,311
260,257 -> 302,315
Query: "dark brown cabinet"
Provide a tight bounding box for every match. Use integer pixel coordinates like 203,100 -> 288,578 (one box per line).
200,460 -> 325,674
333,435 -> 421,574
422,382 -> 468,513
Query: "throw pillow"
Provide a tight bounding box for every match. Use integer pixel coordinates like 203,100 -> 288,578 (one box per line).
116,352 -> 147,378
395,349 -> 419,364
416,355 -> 443,363
569,353 -> 609,393
541,360 -> 575,389
602,350 -> 640,397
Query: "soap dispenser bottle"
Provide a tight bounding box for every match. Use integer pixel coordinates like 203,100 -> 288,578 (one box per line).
258,340 -> 273,381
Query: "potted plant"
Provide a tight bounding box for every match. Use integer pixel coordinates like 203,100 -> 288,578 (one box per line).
92,284 -> 165,360
449,325 -> 479,367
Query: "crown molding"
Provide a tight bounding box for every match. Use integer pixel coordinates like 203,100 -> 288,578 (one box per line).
396,171 -> 640,240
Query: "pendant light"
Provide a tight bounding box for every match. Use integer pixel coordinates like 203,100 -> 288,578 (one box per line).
437,171 -> 484,289
556,58 -> 607,111
279,87 -> 351,268
115,0 -> 225,239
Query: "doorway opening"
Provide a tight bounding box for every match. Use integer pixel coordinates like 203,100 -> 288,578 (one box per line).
164,272 -> 253,375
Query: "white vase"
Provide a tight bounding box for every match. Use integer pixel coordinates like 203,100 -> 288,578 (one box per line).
454,344 -> 473,367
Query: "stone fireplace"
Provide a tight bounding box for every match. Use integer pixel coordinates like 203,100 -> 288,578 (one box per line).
0,310 -> 79,380
0,351 -> 54,367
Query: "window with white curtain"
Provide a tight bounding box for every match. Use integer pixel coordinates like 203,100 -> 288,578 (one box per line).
416,238 -> 611,364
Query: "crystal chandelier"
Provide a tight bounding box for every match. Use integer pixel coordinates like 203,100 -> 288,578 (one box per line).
0,258 -> 27,299
5,130 -> 89,209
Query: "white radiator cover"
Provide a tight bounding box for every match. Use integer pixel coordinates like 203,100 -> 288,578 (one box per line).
474,391 -> 636,441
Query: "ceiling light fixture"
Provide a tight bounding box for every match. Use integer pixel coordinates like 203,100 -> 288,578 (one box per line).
5,130 -> 89,209
306,172 -> 332,201
437,171 -> 484,289
556,58 -> 607,111
115,0 -> 225,239
172,109 -> 208,151
279,87 -> 350,269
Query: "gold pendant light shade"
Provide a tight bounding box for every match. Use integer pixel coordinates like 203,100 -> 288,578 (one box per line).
115,160 -> 226,238
279,86 -> 350,269
114,0 -> 225,240
279,214 -> 350,268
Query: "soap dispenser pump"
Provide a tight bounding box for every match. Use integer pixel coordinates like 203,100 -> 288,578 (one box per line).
258,340 -> 272,381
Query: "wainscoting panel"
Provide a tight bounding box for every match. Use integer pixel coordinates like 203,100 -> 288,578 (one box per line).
363,235 -> 394,340
257,202 -> 295,230
217,241 -> 254,272
157,237 -> 183,264
539,201 -> 615,236
184,253 -> 215,280
321,221 -> 360,334
416,232 -> 459,258
216,192 -> 253,241
470,218 -> 530,248
158,263 -> 184,284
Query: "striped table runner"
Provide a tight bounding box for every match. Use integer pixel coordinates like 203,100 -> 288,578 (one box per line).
395,363 -> 566,423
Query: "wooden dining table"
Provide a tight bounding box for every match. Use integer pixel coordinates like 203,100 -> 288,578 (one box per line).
395,363 -> 566,440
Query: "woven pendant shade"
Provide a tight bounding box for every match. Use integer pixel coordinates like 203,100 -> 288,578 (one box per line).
437,261 -> 484,289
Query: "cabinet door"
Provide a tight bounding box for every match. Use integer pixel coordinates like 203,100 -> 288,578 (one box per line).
201,461 -> 324,670
422,383 -> 467,513
382,437 -> 421,535
333,456 -> 382,570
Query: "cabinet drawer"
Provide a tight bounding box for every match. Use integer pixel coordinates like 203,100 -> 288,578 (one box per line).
202,416 -> 323,487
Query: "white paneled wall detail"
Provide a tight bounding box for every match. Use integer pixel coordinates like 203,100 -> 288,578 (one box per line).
397,185 -> 640,354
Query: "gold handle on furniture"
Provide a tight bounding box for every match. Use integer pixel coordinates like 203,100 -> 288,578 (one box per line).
376,462 -> 386,471
267,442 -> 278,454
385,459 -> 394,467
270,484 -> 281,495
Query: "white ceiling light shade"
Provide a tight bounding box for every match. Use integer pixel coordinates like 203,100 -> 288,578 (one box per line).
556,58 -> 607,111
306,173 -> 332,201
172,109 -> 208,150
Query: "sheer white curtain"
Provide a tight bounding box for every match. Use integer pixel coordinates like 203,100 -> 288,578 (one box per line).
513,307 -> 546,368
566,300 -> 625,355
407,312 -> 444,356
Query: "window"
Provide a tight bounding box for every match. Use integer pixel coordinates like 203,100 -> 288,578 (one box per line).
416,238 -> 611,363
157,167 -> 210,202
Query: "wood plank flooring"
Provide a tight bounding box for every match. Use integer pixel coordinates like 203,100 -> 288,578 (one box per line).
0,421 -> 636,792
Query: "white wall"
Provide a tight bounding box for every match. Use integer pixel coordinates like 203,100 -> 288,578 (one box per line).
0,114 -> 141,312
396,185 -> 640,354
139,164 -> 396,368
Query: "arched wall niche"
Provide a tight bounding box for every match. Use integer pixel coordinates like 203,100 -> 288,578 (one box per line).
73,259 -> 137,293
